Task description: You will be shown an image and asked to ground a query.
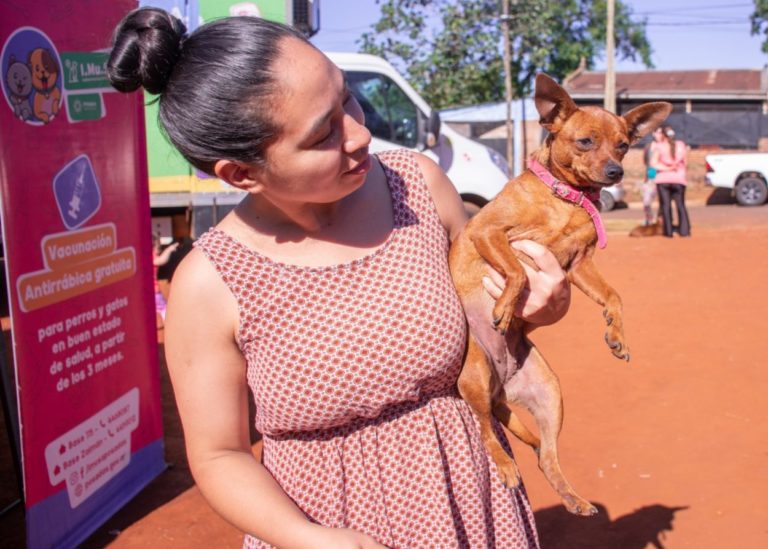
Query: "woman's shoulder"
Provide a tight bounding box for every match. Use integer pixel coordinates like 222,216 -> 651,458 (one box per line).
169,247 -> 230,302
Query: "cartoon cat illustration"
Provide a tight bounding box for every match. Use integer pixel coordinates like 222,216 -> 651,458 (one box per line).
5,55 -> 33,121
28,47 -> 61,123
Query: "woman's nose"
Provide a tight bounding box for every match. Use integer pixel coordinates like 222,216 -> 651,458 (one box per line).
343,114 -> 371,153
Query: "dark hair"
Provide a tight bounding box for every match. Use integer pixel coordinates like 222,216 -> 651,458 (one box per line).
107,7 -> 310,173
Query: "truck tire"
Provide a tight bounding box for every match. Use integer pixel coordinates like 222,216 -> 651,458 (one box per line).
735,176 -> 768,206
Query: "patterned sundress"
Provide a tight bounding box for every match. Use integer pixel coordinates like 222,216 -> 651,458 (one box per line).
195,149 -> 539,548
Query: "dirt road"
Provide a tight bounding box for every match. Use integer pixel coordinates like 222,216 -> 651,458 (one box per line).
2,201 -> 767,548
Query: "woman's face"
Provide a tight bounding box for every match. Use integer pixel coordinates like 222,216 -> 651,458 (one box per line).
652,127 -> 665,142
253,38 -> 372,206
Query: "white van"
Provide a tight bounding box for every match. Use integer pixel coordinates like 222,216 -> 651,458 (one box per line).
327,52 -> 510,213
150,52 -> 511,240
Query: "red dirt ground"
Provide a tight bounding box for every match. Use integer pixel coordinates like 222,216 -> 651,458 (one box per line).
2,199 -> 767,548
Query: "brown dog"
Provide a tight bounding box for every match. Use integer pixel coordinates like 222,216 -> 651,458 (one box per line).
629,220 -> 664,237
449,74 -> 671,515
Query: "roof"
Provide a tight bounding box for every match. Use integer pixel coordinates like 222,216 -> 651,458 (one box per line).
564,69 -> 768,101
440,98 -> 539,123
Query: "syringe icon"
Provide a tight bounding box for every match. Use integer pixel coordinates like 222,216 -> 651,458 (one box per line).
67,161 -> 86,219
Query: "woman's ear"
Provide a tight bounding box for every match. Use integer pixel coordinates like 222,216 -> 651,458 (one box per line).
213,160 -> 265,193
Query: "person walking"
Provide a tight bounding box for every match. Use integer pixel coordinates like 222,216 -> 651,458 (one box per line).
650,125 -> 691,237
107,8 -> 571,548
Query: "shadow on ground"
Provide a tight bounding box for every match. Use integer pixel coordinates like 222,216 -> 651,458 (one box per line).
535,502 -> 688,549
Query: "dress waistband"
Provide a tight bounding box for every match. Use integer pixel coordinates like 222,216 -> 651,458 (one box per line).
262,387 -> 460,443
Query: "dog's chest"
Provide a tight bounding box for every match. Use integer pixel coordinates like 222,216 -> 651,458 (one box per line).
503,200 -> 596,269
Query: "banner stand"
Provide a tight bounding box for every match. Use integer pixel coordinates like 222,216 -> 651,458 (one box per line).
0,298 -> 24,515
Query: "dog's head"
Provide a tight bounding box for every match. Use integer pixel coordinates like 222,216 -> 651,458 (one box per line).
28,48 -> 59,94
534,73 -> 671,188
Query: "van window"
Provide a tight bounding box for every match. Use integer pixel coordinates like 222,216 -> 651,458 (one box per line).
347,71 -> 419,148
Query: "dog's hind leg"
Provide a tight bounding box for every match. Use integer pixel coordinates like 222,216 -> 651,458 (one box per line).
457,334 -> 522,488
492,399 -> 540,451
503,336 -> 597,516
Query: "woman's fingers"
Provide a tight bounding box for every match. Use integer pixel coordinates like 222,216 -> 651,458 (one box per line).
510,240 -> 563,279
480,240 -> 570,327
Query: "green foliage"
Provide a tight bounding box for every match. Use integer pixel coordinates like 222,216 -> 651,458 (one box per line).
359,0 -> 653,109
750,0 -> 768,53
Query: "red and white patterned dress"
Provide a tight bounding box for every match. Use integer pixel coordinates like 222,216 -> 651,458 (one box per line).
195,150 -> 539,548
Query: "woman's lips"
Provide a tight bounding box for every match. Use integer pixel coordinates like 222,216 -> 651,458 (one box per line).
345,154 -> 371,175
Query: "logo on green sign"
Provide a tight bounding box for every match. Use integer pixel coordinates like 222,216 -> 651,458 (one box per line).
61,52 -> 110,91
67,94 -> 103,121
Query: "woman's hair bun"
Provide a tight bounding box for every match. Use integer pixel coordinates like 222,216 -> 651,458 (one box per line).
107,7 -> 187,95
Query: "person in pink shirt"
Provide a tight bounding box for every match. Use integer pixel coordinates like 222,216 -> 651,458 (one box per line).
650,125 -> 691,237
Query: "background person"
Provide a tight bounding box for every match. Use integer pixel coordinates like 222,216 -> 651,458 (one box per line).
108,8 -> 571,548
639,139 -> 658,225
151,232 -> 178,327
650,125 -> 691,237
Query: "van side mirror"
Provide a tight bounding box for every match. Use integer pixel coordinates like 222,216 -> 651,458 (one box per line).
425,111 -> 441,149
418,110 -> 442,151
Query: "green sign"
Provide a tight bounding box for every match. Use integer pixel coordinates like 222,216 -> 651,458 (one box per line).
66,94 -> 103,121
61,52 -> 110,91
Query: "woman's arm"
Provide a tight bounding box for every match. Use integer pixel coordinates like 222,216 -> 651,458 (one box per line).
412,152 -> 469,241
165,250 -> 384,548
413,152 -> 570,327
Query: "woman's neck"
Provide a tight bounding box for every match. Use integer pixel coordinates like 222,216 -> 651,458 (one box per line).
236,194 -> 343,236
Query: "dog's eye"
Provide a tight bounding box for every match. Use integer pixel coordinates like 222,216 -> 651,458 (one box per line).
617,142 -> 629,153
576,137 -> 593,149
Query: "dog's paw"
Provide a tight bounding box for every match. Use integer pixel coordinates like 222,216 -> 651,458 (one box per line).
563,495 -> 598,517
604,332 -> 630,361
603,309 -> 614,326
495,461 -> 522,489
492,305 -> 515,336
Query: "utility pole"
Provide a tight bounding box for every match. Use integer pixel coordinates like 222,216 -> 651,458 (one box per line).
604,0 -> 616,113
501,0 -> 514,171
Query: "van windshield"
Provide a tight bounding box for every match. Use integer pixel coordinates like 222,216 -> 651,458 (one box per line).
347,71 -> 419,149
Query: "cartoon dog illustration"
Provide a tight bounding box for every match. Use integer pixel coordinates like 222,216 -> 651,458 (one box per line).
5,55 -> 33,121
28,47 -> 61,123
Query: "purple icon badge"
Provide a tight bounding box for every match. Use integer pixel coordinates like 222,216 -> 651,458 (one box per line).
52,155 -> 101,230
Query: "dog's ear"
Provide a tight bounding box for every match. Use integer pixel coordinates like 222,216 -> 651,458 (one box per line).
534,73 -> 578,132
622,102 -> 672,143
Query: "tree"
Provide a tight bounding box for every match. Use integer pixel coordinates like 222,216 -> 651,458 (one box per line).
750,0 -> 768,53
359,0 -> 653,109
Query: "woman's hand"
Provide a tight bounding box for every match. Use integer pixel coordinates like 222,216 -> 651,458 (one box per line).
481,239 -> 570,328
309,526 -> 388,548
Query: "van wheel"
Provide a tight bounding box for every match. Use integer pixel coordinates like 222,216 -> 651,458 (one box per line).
735,176 -> 768,206
599,189 -> 616,212
463,200 -> 482,218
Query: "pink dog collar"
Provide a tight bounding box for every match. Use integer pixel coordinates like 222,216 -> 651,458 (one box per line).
527,158 -> 608,249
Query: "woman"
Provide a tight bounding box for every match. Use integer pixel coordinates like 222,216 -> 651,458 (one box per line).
650,125 -> 691,237
108,9 -> 570,548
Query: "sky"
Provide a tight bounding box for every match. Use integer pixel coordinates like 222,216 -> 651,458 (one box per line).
310,0 -> 768,72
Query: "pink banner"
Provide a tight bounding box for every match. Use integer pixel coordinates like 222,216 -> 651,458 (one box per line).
0,2 -> 165,546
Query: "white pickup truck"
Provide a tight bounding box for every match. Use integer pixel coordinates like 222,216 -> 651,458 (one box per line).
705,153 -> 768,206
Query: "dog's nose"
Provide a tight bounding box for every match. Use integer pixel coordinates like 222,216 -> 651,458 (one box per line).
604,162 -> 624,182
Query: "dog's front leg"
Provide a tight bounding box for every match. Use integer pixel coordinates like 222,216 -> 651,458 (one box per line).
469,230 -> 526,335
569,256 -> 630,361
